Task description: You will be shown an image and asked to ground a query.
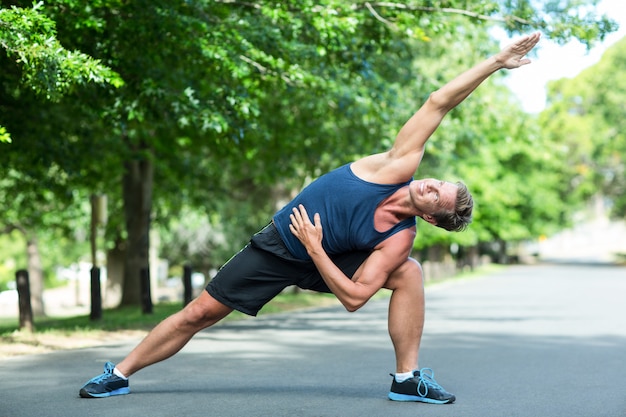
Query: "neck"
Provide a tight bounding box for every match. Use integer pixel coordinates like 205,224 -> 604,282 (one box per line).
380,186 -> 421,219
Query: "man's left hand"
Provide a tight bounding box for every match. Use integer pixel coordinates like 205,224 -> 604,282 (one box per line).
288,204 -> 323,254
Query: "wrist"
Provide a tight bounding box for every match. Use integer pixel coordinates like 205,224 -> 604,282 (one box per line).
306,244 -> 325,258
490,54 -> 506,70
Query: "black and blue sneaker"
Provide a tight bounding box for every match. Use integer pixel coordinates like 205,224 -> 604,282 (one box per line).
388,368 -> 455,404
79,362 -> 130,398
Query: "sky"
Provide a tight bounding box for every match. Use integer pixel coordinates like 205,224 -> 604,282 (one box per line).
496,0 -> 626,113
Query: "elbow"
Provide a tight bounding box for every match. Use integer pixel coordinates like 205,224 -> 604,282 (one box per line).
344,304 -> 361,313
342,299 -> 367,313
427,90 -> 452,113
337,286 -> 373,312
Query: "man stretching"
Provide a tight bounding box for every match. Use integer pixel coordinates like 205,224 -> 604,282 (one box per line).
80,33 -> 540,403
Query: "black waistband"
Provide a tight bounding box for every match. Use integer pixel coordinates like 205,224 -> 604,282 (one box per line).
250,222 -> 309,263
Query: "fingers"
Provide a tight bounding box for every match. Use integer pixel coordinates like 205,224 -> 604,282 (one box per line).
313,212 -> 321,227
499,32 -> 540,69
517,33 -> 540,65
288,204 -> 322,241
296,204 -> 310,222
289,207 -> 300,226
289,204 -> 309,225
289,211 -> 301,237
515,32 -> 540,54
289,204 -> 319,230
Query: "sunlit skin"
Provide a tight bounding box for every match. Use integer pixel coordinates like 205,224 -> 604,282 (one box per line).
408,179 -> 458,224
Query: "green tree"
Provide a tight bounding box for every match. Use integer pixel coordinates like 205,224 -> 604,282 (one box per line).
0,0 -> 618,308
541,36 -> 626,219
0,1 -> 122,313
390,27 -> 570,265
0,2 -> 122,141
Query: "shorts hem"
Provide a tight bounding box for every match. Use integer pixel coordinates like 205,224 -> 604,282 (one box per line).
205,287 -> 259,317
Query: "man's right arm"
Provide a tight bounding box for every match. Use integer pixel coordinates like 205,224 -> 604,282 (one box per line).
352,33 -> 541,184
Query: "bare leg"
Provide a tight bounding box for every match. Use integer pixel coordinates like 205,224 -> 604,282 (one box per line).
383,258 -> 425,373
116,290 -> 233,377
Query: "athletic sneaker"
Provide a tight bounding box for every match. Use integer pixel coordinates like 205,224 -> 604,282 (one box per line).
79,362 -> 130,398
388,368 -> 455,404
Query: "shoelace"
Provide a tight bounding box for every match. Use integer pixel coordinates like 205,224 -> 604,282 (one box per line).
416,367 -> 443,397
87,362 -> 116,384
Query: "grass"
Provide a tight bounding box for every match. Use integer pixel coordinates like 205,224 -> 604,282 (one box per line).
0,291 -> 341,338
0,263 -> 501,347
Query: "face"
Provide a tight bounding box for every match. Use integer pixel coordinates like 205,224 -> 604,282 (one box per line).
409,178 -> 458,222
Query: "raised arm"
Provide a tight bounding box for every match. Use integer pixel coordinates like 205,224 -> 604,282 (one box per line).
353,32 -> 541,183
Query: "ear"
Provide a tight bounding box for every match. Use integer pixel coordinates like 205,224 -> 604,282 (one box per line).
422,214 -> 437,226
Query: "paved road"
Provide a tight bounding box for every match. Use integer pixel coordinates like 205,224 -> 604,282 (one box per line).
1,262 -> 625,417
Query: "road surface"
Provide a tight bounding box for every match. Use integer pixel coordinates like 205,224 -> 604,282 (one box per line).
1,262 -> 625,417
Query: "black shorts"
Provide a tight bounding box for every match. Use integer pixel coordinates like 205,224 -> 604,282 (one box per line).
206,222 -> 370,316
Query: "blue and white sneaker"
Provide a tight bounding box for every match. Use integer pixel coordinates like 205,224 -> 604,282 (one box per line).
388,368 -> 455,404
79,362 -> 130,398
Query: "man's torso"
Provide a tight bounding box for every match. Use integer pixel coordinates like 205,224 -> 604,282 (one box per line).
273,164 -> 416,260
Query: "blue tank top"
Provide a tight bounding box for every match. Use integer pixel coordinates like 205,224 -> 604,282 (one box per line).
273,164 -> 416,260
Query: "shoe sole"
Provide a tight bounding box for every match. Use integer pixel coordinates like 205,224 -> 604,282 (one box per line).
79,387 -> 130,398
388,392 -> 455,404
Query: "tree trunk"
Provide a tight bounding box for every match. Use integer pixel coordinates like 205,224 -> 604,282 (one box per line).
105,240 -> 125,308
467,245 -> 480,269
26,236 -> 45,316
457,244 -> 480,271
120,157 -> 154,306
497,239 -> 508,264
424,244 -> 451,281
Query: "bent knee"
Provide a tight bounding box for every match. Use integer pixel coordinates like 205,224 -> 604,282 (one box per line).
384,258 -> 423,290
181,292 -> 232,328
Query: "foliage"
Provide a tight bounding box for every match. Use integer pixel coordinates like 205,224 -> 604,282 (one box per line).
540,36 -> 626,219
0,2 -> 122,99
395,27 -> 571,250
0,0 -> 619,304
0,230 -> 25,291
0,2 -> 122,142
0,125 -> 10,143
0,224 -> 91,291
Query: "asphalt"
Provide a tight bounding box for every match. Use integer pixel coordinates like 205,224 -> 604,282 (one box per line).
1,261 -> 625,417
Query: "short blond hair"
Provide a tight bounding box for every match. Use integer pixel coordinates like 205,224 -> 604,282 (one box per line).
432,181 -> 473,232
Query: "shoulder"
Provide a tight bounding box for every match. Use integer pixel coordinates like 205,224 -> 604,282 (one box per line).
351,152 -> 420,184
374,227 -> 416,256
362,228 -> 416,276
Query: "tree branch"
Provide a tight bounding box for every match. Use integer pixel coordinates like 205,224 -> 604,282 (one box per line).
364,2 -> 397,30
211,0 -> 261,10
353,2 -> 533,26
238,54 -> 297,86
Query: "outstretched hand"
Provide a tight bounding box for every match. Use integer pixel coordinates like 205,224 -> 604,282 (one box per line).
289,204 -> 323,254
496,32 -> 541,69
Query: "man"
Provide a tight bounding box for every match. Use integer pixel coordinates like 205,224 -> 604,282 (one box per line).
80,33 -> 540,403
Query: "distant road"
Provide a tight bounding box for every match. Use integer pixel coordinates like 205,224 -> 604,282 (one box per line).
537,217 -> 626,263
1,261 -> 625,417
